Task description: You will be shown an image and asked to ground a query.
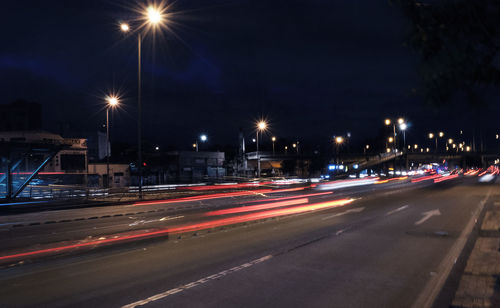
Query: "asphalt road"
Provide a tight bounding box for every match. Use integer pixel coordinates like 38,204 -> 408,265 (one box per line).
0,177 -> 496,308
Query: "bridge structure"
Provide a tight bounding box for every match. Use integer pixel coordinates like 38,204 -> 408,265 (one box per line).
0,131 -> 86,201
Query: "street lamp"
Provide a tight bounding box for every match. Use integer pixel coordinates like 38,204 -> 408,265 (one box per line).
194,134 -> 207,152
256,120 -> 267,177
105,95 -> 119,188
428,132 -> 444,152
335,136 -> 344,164
271,136 -> 276,156
118,3 -> 168,199
384,118 -> 406,152
399,122 -> 407,150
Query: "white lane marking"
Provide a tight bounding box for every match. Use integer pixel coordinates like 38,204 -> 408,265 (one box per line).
414,209 -> 441,225
385,205 -> 409,216
335,228 -> 347,236
322,207 -> 365,220
411,189 -> 491,308
129,216 -> 183,227
122,255 -> 273,308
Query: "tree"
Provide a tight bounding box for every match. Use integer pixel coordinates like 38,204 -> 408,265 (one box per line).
393,0 -> 500,106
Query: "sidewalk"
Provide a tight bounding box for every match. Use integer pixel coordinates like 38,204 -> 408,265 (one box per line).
451,190 -> 500,307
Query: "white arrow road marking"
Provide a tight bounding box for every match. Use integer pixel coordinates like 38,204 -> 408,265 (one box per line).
322,207 -> 365,220
386,205 -> 409,216
415,209 -> 441,225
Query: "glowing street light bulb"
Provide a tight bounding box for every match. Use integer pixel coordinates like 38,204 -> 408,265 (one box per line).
120,23 -> 130,32
439,131 -> 444,138
107,96 -> 119,107
335,136 -> 344,144
399,123 -> 407,130
292,143 -> 297,148
428,133 -> 434,139
388,137 -> 394,143
448,138 -> 453,144
397,118 -> 404,125
200,134 -> 207,142
414,144 -> 418,149
271,136 -> 276,142
384,119 -> 391,126
147,6 -> 162,24
257,121 -> 267,131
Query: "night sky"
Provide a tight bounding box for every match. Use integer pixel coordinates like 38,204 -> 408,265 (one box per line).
1,0 -> 498,150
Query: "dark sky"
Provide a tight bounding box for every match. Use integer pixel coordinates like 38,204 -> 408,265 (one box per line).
1,0 -> 497,150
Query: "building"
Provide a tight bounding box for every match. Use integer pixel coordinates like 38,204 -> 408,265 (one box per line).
88,163 -> 130,187
0,131 -> 88,190
143,151 -> 226,184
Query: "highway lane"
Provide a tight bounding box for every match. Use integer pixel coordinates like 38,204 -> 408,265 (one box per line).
0,178 -> 492,307
0,178 -> 414,257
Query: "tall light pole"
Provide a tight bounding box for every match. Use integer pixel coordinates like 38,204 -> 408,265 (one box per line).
119,4 -> 166,199
256,120 -> 267,178
335,136 -> 344,165
429,132 -> 444,152
385,118 -> 405,152
271,136 -> 276,156
105,96 -> 119,188
195,134 -> 207,152
399,122 -> 407,151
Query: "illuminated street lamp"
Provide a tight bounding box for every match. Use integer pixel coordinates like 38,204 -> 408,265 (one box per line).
194,134 -> 207,152
335,136 -> 344,164
448,138 -> 453,144
428,132 -> 445,152
364,144 -> 369,155
118,3 -> 168,199
271,136 -> 276,156
105,95 -> 119,188
256,120 -> 268,177
284,145 -> 288,155
388,137 -> 394,143
384,117 -> 406,152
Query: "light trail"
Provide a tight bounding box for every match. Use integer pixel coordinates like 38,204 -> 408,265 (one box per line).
204,198 -> 310,216
131,189 -> 274,206
433,174 -> 459,183
0,198 -> 354,262
243,191 -> 332,203
411,174 -> 441,183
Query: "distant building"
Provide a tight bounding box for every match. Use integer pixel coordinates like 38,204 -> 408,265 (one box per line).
88,163 -> 130,187
0,100 -> 42,132
0,131 -> 88,186
86,131 -> 109,162
142,151 -> 226,184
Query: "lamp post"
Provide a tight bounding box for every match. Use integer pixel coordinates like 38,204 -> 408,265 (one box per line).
428,132 -> 444,152
119,4 -> 166,199
271,136 -> 276,156
195,134 -> 207,152
335,136 -> 344,165
105,96 -> 119,188
384,118 -> 406,152
256,120 -> 267,177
